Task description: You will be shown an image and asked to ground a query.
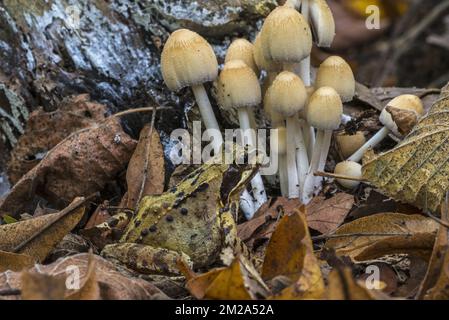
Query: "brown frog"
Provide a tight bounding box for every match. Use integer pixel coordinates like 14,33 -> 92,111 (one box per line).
101,162 -> 257,274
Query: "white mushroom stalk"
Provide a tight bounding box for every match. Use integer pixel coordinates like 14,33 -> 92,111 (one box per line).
303,87 -> 342,203
347,94 -> 424,163
217,60 -> 268,214
265,71 -> 308,199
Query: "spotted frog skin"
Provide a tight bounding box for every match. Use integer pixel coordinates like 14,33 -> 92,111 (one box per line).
101,162 -> 256,274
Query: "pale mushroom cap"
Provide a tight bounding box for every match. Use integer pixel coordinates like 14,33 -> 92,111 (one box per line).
271,126 -> 287,155
306,86 -> 343,130
335,161 -> 362,189
387,94 -> 424,115
315,56 -> 355,102
161,29 -> 218,91
379,94 -> 424,135
260,6 -> 312,63
336,131 -> 366,159
309,0 -> 336,47
217,60 -> 261,110
253,34 -> 281,72
225,39 -> 259,76
265,71 -> 307,117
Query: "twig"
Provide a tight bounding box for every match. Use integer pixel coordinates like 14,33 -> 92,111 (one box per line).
314,171 -> 368,182
112,106 -> 170,118
312,232 -> 412,242
12,193 -> 99,253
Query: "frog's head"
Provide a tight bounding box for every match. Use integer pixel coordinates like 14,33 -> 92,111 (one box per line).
219,162 -> 259,206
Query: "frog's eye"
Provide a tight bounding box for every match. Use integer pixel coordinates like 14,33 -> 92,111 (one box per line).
220,165 -> 243,203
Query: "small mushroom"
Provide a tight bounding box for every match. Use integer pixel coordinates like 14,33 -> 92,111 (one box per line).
315,56 -> 355,103
161,29 -> 222,150
309,0 -> 336,47
265,71 -> 308,199
217,60 -> 267,212
334,161 -> 362,189
303,86 -> 343,203
336,131 -> 366,159
260,6 -> 312,72
347,94 -> 424,163
225,38 -> 259,76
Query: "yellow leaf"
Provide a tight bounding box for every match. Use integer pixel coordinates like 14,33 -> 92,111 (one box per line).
363,86 -> 449,212
187,256 -> 270,300
0,197 -> 86,262
343,0 -> 408,18
326,267 -> 388,300
325,213 -> 438,261
263,209 -> 324,299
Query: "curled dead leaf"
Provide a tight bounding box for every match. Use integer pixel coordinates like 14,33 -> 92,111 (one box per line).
325,213 -> 438,262
306,193 -> 354,235
123,124 -> 165,210
262,209 -> 324,300
0,253 -> 166,300
7,94 -> 107,184
0,197 -> 87,262
185,255 -> 270,300
0,117 -> 136,217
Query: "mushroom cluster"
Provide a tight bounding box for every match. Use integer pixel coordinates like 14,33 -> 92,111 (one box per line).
160,1 -> 424,217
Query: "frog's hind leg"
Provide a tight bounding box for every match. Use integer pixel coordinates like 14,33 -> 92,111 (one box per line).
101,243 -> 193,275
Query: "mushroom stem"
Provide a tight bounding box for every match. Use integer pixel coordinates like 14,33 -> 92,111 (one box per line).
300,119 -> 315,161
317,130 -> 332,173
347,126 -> 390,163
299,0 -> 311,86
237,108 -> 268,210
294,118 -> 309,197
240,189 -> 256,220
302,130 -> 324,203
192,84 -> 224,150
279,154 -> 288,197
286,116 -> 301,198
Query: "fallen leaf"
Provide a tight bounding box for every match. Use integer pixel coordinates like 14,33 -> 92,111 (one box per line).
327,267 -> 388,300
123,124 -> 165,210
66,254 -> 100,300
185,255 -> 270,300
0,253 -> 165,300
0,251 -> 36,272
263,209 -> 324,300
0,197 -> 86,262
7,94 -> 107,184
237,198 -> 301,250
363,85 -> 449,212
84,201 -> 112,229
417,203 -> 449,299
306,193 -> 354,234
20,271 -> 66,300
325,213 -> 438,261
0,117 -> 136,217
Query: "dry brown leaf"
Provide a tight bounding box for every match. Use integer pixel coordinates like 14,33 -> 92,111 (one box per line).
326,267 -> 388,300
237,198 -> 302,250
363,86 -> 449,212
306,193 -> 354,234
262,209 -> 324,300
325,213 -> 438,261
7,94 -> 107,184
84,201 -> 112,229
20,271 -> 66,300
417,204 -> 449,299
0,251 -> 36,272
66,254 -> 100,300
186,256 -> 270,300
123,124 -> 165,210
0,117 -> 136,217
0,198 -> 86,262
0,253 -> 165,300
